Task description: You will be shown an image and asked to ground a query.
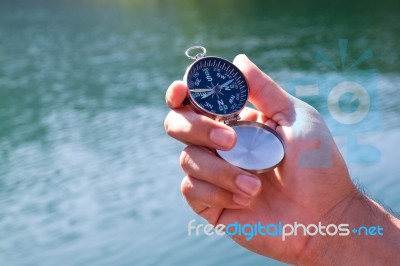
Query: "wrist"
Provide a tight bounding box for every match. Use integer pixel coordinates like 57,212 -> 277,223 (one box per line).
299,190 -> 400,265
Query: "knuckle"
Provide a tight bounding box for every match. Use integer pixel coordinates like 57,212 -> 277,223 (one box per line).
209,186 -> 219,206
179,146 -> 196,173
164,112 -> 172,135
180,176 -> 194,198
164,110 -> 193,137
179,148 -> 189,169
179,147 -> 193,172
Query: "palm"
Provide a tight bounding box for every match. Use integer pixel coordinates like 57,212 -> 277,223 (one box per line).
200,105 -> 354,263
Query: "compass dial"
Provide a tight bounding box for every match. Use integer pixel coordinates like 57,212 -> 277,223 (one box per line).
185,57 -> 249,117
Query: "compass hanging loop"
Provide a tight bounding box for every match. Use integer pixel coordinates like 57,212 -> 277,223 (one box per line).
185,46 -> 207,60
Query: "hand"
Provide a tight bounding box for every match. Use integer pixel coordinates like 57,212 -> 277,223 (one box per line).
164,55 -> 400,265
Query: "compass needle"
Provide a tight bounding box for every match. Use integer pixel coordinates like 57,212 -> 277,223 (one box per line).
201,90 -> 214,99
190,88 -> 213,93
220,79 -> 234,89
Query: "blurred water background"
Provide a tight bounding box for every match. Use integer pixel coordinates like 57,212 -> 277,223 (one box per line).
0,0 -> 399,265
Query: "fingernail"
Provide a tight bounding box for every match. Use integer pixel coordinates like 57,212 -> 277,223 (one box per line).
209,128 -> 235,149
233,194 -> 251,206
236,175 -> 261,196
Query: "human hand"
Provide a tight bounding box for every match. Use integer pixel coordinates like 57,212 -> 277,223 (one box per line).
164,55 -> 400,265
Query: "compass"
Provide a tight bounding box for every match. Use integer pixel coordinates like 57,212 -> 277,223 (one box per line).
183,46 -> 285,173
184,47 -> 248,120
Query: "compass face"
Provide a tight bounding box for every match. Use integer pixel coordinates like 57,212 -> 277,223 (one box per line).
185,57 -> 249,117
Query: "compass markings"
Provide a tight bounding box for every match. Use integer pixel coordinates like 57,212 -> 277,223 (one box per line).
187,57 -> 248,116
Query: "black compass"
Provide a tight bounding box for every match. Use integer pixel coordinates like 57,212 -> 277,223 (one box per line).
184,54 -> 248,119
183,46 -> 285,173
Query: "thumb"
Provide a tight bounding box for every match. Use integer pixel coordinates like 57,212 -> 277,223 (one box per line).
233,54 -> 292,121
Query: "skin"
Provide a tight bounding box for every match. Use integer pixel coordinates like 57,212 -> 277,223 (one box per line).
164,54 -> 400,265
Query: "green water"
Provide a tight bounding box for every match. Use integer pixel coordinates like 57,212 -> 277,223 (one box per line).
0,1 -> 399,265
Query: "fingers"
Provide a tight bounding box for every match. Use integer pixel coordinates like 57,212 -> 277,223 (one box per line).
180,146 -> 261,199
181,176 -> 252,212
164,109 -> 237,150
164,80 -> 237,150
233,54 -> 293,124
164,104 -> 279,150
165,80 -> 188,109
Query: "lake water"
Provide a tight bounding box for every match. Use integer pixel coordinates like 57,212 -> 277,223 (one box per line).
0,1 -> 399,265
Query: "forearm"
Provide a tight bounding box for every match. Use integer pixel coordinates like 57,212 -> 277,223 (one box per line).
301,190 -> 400,265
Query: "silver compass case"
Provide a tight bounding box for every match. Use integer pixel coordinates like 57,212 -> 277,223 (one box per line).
183,46 -> 285,173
